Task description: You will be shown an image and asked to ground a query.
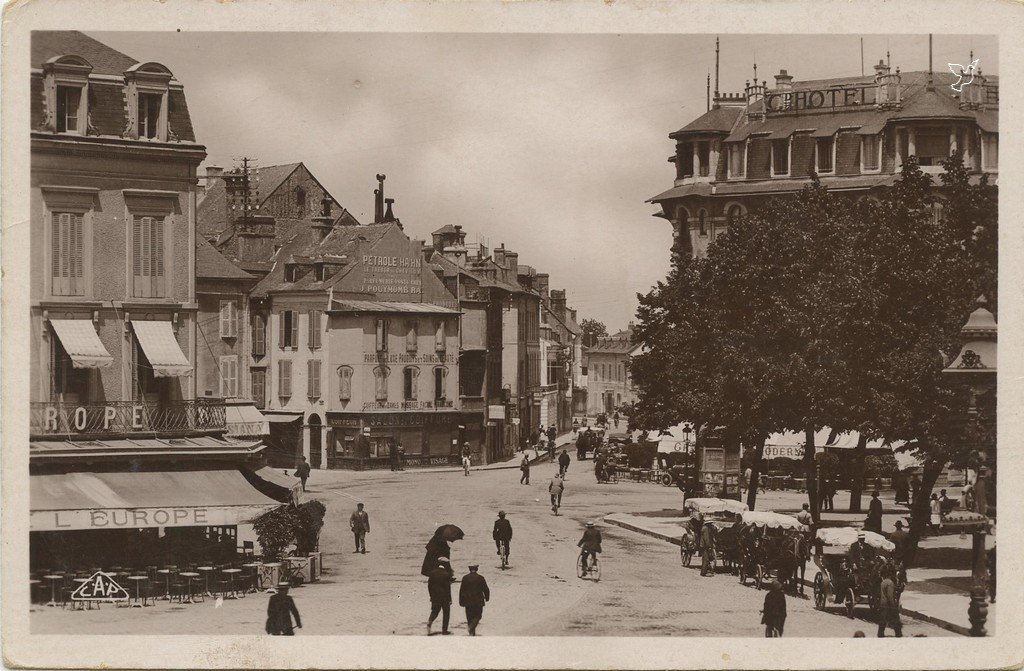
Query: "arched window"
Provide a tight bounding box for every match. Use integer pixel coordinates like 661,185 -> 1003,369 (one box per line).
406,321 -> 418,353
726,204 -> 745,227
337,366 -> 353,401
295,187 -> 307,217
434,366 -> 448,402
698,209 -> 708,237
373,365 -> 390,402
403,366 -> 420,401
931,199 -> 946,225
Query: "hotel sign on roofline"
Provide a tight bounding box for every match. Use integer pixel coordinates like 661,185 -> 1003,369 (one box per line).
764,84 -> 878,114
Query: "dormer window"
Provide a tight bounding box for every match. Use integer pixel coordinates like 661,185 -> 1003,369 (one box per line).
284,264 -> 298,282
677,141 -> 694,179
815,136 -> 835,174
314,264 -> 326,282
915,129 -> 950,167
861,135 -> 882,173
771,138 -> 791,176
124,63 -> 172,141
42,55 -> 92,136
727,143 -> 745,179
697,141 -> 711,177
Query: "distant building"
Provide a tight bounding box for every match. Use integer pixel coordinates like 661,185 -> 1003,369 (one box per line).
586,327 -> 641,415
650,60 -> 998,260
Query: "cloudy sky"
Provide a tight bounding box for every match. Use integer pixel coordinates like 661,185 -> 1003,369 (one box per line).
93,32 -> 995,329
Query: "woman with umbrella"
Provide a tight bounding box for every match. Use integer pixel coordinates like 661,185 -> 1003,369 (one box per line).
421,525 -> 464,577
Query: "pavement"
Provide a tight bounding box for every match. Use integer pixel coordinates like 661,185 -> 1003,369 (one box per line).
604,487 -> 995,636
29,451 -> 954,637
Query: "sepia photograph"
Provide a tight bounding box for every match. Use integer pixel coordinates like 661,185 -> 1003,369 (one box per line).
2,3 -> 1021,669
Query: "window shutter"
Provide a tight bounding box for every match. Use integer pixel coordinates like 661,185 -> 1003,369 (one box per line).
131,215 -> 142,296
219,301 -> 229,338
70,213 -> 83,295
153,216 -> 165,297
279,359 -> 292,397
291,311 -> 299,349
253,315 -> 265,355
252,370 -> 265,408
435,321 -> 445,352
410,367 -> 419,401
279,312 -> 287,348
406,322 -> 418,353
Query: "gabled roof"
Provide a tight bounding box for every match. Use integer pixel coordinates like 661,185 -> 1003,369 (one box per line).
432,224 -> 460,235
196,238 -> 255,281
255,163 -> 303,202
32,31 -> 138,75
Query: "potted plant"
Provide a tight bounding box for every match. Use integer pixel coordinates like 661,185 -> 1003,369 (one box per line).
295,500 -> 327,580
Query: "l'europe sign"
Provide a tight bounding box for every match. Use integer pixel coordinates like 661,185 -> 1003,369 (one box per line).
31,505 -> 274,531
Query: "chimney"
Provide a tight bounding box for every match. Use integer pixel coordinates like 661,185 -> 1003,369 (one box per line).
205,165 -> 224,192
774,69 -> 794,91
536,273 -> 550,301
873,59 -> 890,79
550,289 -> 567,322
374,174 -> 385,223
505,251 -> 519,278
312,196 -> 334,242
493,244 -> 506,268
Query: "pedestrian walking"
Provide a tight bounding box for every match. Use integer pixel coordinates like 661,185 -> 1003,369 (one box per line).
864,490 -> 883,533
422,531 -> 453,577
761,580 -> 787,637
877,569 -> 903,637
889,520 -> 909,583
458,564 -> 490,635
547,425 -> 557,445
613,411 -> 620,428
549,472 -> 564,514
265,581 -> 302,635
349,503 -> 369,553
928,493 -> 942,532
700,522 -> 717,577
558,449 -> 571,478
519,454 -> 530,485
397,442 -> 405,471
426,558 -> 453,635
462,452 -> 471,476
796,503 -> 813,528
294,456 -> 311,492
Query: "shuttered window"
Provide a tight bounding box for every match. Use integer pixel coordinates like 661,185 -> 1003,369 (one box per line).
434,367 -> 447,401
307,359 -> 322,399
219,301 -> 238,338
403,367 -> 419,401
406,321 -> 418,353
435,321 -> 445,353
279,359 -> 292,398
131,215 -> 166,298
338,366 -> 353,401
51,212 -> 84,296
280,310 -> 298,348
251,369 -> 266,408
220,356 -> 238,398
982,134 -> 998,169
308,310 -> 322,349
373,366 -> 390,402
862,135 -> 881,171
252,314 -> 266,357
375,319 -> 389,352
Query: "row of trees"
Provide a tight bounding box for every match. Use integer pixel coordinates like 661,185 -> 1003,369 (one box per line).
630,155 -> 996,561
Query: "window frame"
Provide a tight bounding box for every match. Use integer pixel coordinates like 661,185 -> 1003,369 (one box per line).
915,129 -> 951,167
137,91 -> 164,140
278,359 -> 292,399
373,365 -> 390,402
307,359 -> 322,399
406,321 -> 419,353
376,318 -> 389,352
981,132 -> 998,171
252,314 -> 266,357
860,134 -> 882,173
251,369 -> 266,409
727,142 -> 746,179
434,321 -> 446,353
403,366 -> 419,402
337,365 -> 354,401
219,300 -> 239,339
130,213 -> 168,298
433,366 -> 448,402
815,135 -> 836,175
55,84 -> 86,135
280,310 -> 299,349
219,355 -> 238,398
770,138 -> 791,177
697,209 -> 708,237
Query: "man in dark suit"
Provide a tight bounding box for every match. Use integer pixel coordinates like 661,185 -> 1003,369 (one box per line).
458,564 -> 490,635
426,558 -> 453,635
266,582 -> 302,635
294,456 -> 311,492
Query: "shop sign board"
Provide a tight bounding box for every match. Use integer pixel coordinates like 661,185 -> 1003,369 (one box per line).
487,405 -> 505,420
32,504 -> 274,532
763,444 -> 804,460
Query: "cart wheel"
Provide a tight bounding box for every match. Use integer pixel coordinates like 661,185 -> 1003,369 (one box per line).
813,574 -> 826,610
660,473 -> 674,487
755,565 -> 764,590
844,588 -> 856,619
681,543 -> 693,567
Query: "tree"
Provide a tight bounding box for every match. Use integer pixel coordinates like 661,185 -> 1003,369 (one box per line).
580,318 -> 608,347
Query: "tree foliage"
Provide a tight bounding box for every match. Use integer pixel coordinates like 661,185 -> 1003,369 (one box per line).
580,318 -> 608,347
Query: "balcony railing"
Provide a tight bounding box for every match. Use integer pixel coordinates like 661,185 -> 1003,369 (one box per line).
31,400 -> 227,437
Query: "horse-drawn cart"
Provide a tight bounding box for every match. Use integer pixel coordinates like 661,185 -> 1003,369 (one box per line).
679,498 -> 747,570
736,511 -> 810,592
812,527 -> 899,618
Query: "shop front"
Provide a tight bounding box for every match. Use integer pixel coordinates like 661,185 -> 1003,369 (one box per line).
325,410 -> 485,470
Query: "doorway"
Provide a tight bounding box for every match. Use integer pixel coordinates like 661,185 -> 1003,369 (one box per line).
308,414 -> 322,469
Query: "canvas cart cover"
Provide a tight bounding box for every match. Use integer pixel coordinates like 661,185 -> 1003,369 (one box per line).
815,527 -> 895,552
740,510 -> 806,530
30,469 -> 282,531
684,497 -> 748,515
49,319 -> 113,368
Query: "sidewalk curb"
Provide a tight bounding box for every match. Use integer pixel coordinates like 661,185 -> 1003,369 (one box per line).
603,515 -> 971,637
392,434 -> 573,474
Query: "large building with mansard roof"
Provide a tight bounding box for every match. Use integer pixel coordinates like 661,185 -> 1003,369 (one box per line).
650,60 -> 998,259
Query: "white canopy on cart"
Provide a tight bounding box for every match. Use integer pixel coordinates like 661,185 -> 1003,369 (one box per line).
815,527 -> 895,552
740,510 -> 806,530
684,497 -> 748,515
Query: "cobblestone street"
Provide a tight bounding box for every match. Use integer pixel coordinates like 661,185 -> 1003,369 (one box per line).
31,463 -> 952,637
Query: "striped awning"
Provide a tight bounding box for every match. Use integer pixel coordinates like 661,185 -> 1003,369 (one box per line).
132,320 -> 192,377
50,320 -> 113,369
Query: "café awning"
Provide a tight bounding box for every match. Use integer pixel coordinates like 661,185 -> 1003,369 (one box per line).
30,469 -> 282,532
132,320 -> 192,377
50,319 -> 113,369
242,466 -> 302,505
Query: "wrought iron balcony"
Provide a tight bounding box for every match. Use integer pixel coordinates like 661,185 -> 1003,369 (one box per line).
30,400 -> 227,437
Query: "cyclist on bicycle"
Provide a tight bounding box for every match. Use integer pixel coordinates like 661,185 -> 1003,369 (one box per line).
577,522 -> 602,575
492,511 -> 513,559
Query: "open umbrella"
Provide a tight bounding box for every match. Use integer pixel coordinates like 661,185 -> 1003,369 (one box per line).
434,524 -> 465,542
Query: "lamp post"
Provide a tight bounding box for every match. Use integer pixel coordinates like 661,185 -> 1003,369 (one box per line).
968,524 -> 989,636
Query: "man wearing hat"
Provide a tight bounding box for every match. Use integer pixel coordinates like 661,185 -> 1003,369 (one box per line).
426,558 -> 453,635
849,531 -> 875,573
888,520 -> 909,582
577,522 -> 602,576
492,511 -> 513,560
265,581 -> 302,635
458,563 -> 490,635
350,503 -> 370,554
760,580 -> 787,637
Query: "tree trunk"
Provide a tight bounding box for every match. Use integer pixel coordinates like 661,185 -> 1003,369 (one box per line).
848,433 -> 868,513
804,426 -> 820,523
904,458 -> 944,567
746,436 -> 766,511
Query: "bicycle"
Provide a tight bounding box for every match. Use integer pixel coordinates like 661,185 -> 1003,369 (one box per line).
576,552 -> 601,582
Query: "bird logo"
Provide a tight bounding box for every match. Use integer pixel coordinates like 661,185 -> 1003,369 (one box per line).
948,59 -> 980,93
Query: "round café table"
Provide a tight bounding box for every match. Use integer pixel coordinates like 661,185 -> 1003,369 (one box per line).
221,568 -> 242,599
156,569 -> 173,600
196,567 -> 215,596
127,576 -> 151,608
43,575 -> 63,607
71,578 -> 91,611
178,572 -> 200,603
241,563 -> 261,593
